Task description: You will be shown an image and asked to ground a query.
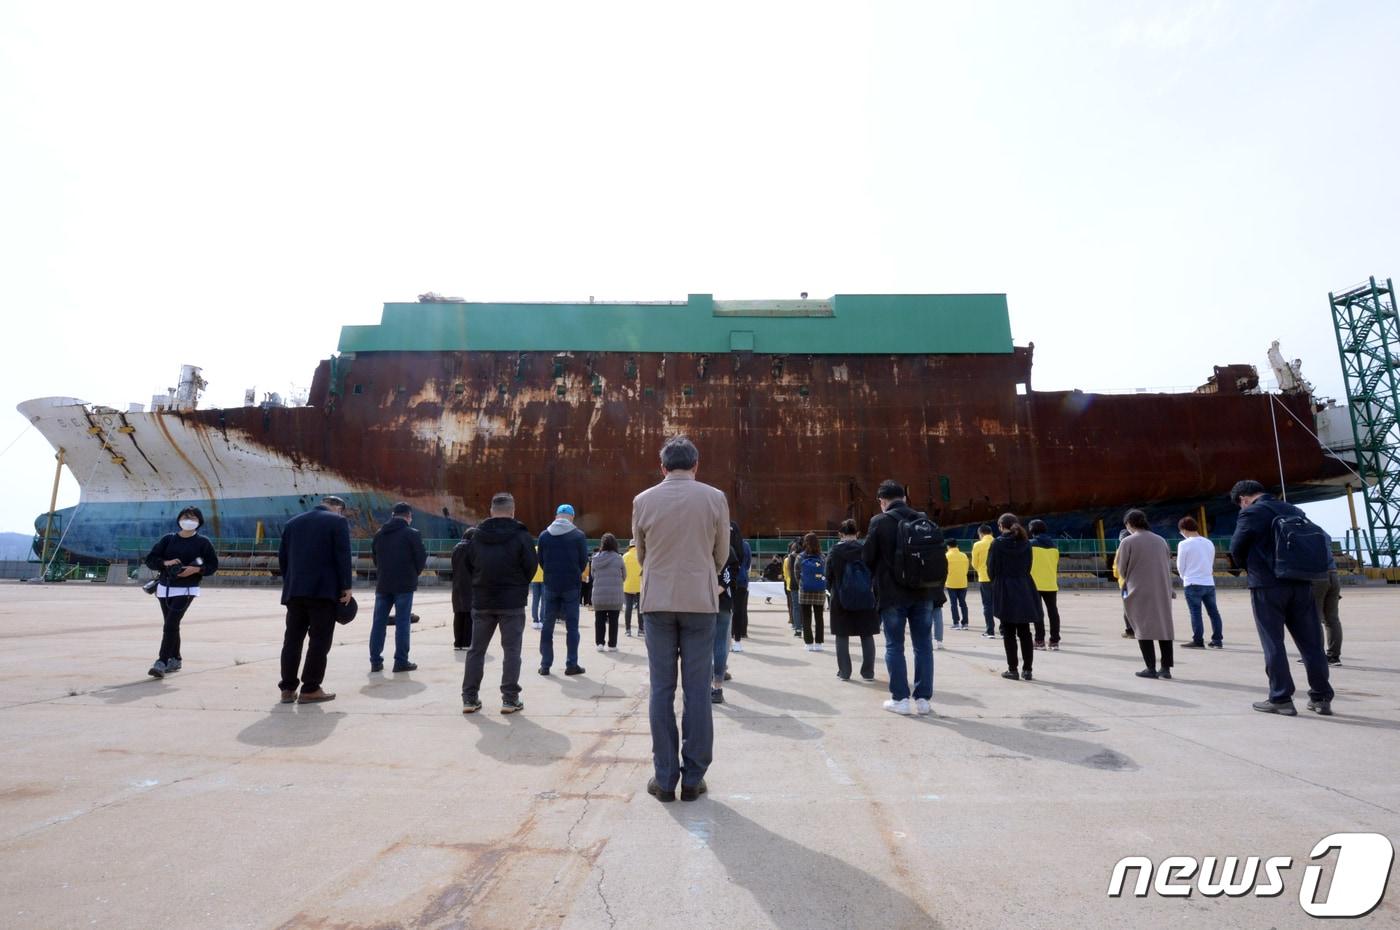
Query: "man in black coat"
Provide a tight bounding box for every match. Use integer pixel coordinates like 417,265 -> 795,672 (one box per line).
461,493 -> 539,714
277,495 -> 353,704
1229,479 -> 1334,716
370,502 -> 428,673
451,527 -> 477,650
862,480 -> 945,717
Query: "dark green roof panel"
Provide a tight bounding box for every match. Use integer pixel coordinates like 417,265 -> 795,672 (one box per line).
338,293 -> 1013,355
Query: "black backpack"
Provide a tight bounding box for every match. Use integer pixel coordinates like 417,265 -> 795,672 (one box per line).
892,511 -> 948,589
1265,504 -> 1331,581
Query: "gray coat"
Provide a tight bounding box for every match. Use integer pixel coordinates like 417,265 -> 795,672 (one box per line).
1117,530 -> 1175,641
589,550 -> 626,610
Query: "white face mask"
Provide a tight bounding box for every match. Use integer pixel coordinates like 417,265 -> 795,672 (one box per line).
179,519 -> 199,531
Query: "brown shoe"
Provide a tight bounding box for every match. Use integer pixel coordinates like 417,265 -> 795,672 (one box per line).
280,689 -> 297,704
298,688 -> 336,704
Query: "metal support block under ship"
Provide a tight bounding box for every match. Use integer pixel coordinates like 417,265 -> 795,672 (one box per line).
19,293 -> 1354,563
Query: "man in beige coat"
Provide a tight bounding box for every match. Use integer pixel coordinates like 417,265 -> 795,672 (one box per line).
632,436 -> 730,802
1117,509 -> 1176,679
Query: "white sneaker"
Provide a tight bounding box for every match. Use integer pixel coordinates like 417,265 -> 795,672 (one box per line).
596,644 -> 606,652
813,644 -> 824,652
883,698 -> 912,715
934,641 -> 944,650
532,621 -> 543,630
607,645 -> 618,652
731,642 -> 743,653
914,698 -> 933,715
980,632 -> 996,639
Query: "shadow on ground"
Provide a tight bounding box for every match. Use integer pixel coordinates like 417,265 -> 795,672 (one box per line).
236,704 -> 343,747
665,801 -> 939,930
464,712 -> 572,766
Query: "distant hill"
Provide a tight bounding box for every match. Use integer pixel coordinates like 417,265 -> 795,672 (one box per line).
0,532 -> 36,561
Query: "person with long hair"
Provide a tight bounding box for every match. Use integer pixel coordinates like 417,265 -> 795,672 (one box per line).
590,533 -> 626,651
1118,509 -> 1175,679
142,507 -> 219,678
988,513 -> 1038,680
827,519 -> 879,681
796,532 -> 827,651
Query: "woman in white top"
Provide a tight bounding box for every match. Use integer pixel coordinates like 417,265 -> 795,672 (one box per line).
1176,516 -> 1223,648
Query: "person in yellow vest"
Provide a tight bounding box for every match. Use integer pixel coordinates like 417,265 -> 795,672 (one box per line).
530,556 -> 544,631
1028,519 -> 1061,649
971,524 -> 996,638
622,542 -> 643,636
783,541 -> 801,637
944,539 -> 971,630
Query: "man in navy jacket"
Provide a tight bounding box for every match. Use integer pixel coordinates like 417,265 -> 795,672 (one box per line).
537,504 -> 589,675
1228,479 -> 1334,716
370,502 -> 429,673
278,496 -> 353,704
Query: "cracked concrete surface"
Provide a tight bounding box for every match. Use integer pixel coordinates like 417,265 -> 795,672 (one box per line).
0,583 -> 1397,929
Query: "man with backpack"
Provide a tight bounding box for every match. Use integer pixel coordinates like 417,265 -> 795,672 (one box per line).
1228,479 -> 1334,717
862,480 -> 947,715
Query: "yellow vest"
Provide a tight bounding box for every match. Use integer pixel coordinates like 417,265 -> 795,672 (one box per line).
970,536 -> 993,582
532,554 -> 543,584
623,548 -> 642,595
1030,545 -> 1059,592
945,548 -> 970,589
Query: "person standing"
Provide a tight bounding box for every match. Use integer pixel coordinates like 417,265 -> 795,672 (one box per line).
538,504 -> 589,676
623,542 -> 643,637
1028,519 -> 1061,650
712,526 -> 741,704
863,480 -> 946,715
1117,510 -> 1175,680
1176,516 -> 1224,649
369,502 -> 427,673
971,524 -> 996,638
460,493 -> 539,715
530,558 -> 545,631
276,496 -> 352,704
731,528 -> 752,652
633,436 -> 730,802
143,507 -> 219,678
450,525 -> 477,651
1311,547 -> 1342,666
784,541 -> 802,637
1230,480 -> 1335,715
796,532 -> 827,652
827,519 -> 879,682
1114,527 -> 1134,637
944,540 -> 970,630
988,513 -> 1039,681
590,534 -> 626,652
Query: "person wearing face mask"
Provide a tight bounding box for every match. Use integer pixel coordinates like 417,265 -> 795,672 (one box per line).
143,507 -> 219,678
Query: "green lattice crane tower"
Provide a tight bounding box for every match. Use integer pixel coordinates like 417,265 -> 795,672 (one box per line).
1330,276 -> 1400,567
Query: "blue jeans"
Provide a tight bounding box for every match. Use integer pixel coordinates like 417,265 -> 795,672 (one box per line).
790,592 -> 801,631
933,605 -> 944,642
978,583 -> 994,634
370,592 -> 414,666
529,582 -> 543,624
713,609 -> 732,685
644,611 -> 716,790
881,600 -> 934,702
1183,584 -> 1223,645
947,588 -> 968,626
540,587 -> 581,670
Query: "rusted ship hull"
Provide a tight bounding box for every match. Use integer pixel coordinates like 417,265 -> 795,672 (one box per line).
21,344 -> 1349,561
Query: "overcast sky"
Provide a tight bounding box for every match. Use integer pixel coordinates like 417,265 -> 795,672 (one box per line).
2,0 -> 1397,540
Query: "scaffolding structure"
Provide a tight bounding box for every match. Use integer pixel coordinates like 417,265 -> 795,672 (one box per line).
1330,276 -> 1400,566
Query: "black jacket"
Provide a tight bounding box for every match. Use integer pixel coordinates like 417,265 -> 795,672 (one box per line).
988,533 -> 1041,624
371,517 -> 428,595
144,533 -> 219,588
1229,494 -> 1311,588
862,502 -> 942,610
450,528 -> 478,613
826,539 -> 881,637
462,517 -> 539,610
278,505 -> 352,605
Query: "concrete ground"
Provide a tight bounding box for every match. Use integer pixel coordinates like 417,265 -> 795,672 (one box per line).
0,582 -> 1396,930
